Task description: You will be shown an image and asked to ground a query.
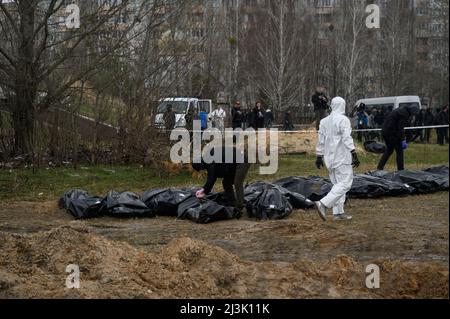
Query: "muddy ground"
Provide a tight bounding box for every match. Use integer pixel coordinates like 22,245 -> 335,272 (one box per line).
0,192 -> 448,299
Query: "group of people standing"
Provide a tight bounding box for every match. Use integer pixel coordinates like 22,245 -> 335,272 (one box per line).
413,105 -> 449,145
231,101 -> 274,130
352,103 -> 449,145
312,86 -> 449,146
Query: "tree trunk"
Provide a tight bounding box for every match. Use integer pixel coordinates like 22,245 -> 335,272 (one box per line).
13,1 -> 37,156
12,100 -> 35,156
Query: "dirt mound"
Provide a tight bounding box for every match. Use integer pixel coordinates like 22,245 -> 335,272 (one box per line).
275,131 -> 366,155
0,226 -> 447,299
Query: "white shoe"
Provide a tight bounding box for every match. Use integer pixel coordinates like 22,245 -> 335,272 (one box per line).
315,201 -> 327,221
333,214 -> 353,221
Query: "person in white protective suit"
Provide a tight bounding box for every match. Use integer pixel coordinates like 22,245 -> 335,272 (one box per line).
315,97 -> 361,221
210,105 -> 227,133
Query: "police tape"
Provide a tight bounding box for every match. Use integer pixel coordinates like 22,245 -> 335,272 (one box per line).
183,125 -> 449,134
351,125 -> 449,133
269,125 -> 449,134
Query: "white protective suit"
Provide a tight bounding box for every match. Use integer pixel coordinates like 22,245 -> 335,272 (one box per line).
210,107 -> 226,133
316,97 -> 356,216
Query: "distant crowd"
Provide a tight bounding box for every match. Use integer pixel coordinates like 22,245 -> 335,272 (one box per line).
162,87 -> 449,144
351,102 -> 449,145
312,86 -> 449,145
230,101 -> 294,131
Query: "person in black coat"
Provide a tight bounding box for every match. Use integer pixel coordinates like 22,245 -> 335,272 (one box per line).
444,105 -> 449,144
412,109 -> 425,142
373,108 -> 385,128
192,146 -> 251,211
436,105 -> 449,145
264,108 -> 274,128
423,107 -> 435,143
377,105 -> 419,171
283,111 -> 294,131
163,104 -> 176,131
242,108 -> 250,130
231,101 -> 244,129
312,86 -> 329,131
251,102 -> 265,129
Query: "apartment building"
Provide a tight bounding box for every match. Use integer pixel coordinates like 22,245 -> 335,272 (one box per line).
414,0 -> 448,69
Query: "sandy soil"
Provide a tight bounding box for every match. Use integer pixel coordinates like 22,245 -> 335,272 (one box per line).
0,192 -> 448,299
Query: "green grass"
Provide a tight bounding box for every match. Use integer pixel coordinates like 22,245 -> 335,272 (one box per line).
0,143 -> 448,202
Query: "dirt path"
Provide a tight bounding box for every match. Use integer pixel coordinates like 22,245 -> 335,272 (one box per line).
0,192 -> 448,298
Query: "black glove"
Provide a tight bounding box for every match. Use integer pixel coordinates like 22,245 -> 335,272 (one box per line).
316,156 -> 324,169
351,150 -> 360,168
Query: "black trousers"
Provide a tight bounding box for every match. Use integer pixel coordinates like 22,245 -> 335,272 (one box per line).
437,128 -> 446,145
222,163 -> 251,209
315,109 -> 327,131
222,178 -> 236,207
425,128 -> 432,143
378,134 -> 404,171
232,122 -> 242,130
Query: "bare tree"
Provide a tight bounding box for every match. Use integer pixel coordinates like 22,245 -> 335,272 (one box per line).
252,0 -> 310,111
378,0 -> 416,96
336,0 -> 369,102
0,0 -> 139,156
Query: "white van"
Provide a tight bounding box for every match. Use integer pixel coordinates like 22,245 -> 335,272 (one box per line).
353,96 -> 422,114
155,97 -> 213,129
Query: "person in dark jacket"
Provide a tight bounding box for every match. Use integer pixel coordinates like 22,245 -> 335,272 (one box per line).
163,105 -> 176,131
444,105 -> 449,144
192,146 -> 250,211
423,107 -> 435,143
185,106 -> 195,139
373,108 -> 385,128
412,109 -> 425,143
241,108 -> 248,130
377,105 -> 419,171
264,108 -> 274,128
231,101 -> 244,129
283,111 -> 294,131
372,108 -> 385,141
436,105 -> 449,145
251,102 -> 265,129
312,86 -> 329,131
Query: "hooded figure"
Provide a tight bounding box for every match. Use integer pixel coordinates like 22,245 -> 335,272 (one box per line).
377,104 -> 419,171
315,97 -> 360,222
210,105 -> 226,133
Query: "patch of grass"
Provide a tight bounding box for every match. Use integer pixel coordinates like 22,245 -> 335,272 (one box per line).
0,143 -> 448,202
0,165 -> 194,201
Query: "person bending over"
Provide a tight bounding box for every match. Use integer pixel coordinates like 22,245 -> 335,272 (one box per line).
192,146 -> 251,213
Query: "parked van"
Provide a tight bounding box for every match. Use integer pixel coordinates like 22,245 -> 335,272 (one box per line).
353,96 -> 422,114
155,97 -> 213,129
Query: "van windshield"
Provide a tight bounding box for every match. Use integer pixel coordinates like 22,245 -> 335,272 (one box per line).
399,102 -> 420,109
157,101 -> 188,114
364,104 -> 395,113
198,101 -> 210,113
